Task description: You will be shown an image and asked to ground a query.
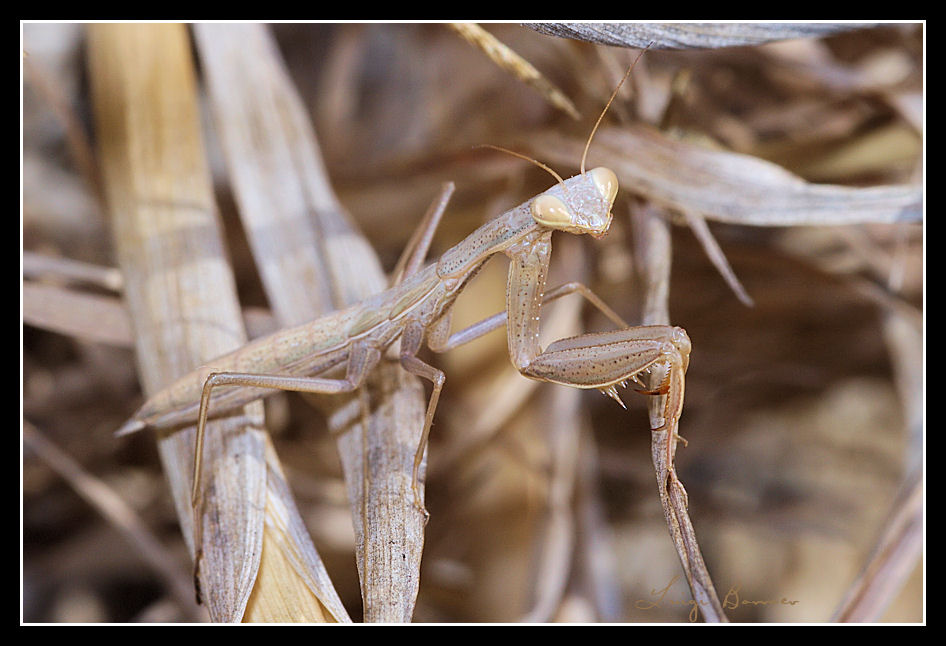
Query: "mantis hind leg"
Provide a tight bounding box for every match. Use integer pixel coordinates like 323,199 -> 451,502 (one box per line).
398,321 -> 446,523
190,342 -> 380,593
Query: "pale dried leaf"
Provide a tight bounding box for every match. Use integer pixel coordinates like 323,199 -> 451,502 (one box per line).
23,251 -> 123,291
632,201 -> 728,623
535,125 -> 922,226
194,23 -> 335,325
24,422 -> 201,618
23,282 -> 132,347
832,469 -> 922,622
525,22 -> 874,50
86,23 -> 341,623
194,23 -> 427,622
450,22 -> 580,120
680,210 -> 754,307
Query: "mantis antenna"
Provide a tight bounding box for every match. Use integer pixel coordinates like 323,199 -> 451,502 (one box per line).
474,143 -> 567,192
580,42 -> 654,176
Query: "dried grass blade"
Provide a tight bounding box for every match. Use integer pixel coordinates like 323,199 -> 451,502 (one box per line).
24,422 -> 202,619
23,282 -> 133,347
449,22 -> 581,120
574,431 -> 624,621
681,210 -> 755,307
520,387 -> 581,622
193,25 -> 336,325
881,302 -> 924,465
22,251 -> 124,292
631,200 -> 728,623
23,278 -> 282,350
86,23 -> 345,623
519,236 -> 585,622
247,440 -> 351,622
525,22 -> 874,50
535,125 -> 922,226
827,293 -> 924,622
23,52 -> 104,205
831,468 -> 923,622
193,23 -> 426,622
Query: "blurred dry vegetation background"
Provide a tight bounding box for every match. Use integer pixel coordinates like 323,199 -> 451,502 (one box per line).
22,22 -> 923,623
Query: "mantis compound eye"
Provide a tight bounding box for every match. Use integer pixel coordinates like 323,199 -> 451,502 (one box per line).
588,167 -> 618,208
531,194 -> 573,229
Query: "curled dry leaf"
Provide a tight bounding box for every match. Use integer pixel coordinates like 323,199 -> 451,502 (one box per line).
534,125 -> 921,226
525,22 -> 875,50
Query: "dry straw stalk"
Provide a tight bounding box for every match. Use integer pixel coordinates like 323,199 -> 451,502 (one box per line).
86,23 -> 347,622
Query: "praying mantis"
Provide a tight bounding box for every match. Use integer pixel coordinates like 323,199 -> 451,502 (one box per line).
116,50 -> 692,585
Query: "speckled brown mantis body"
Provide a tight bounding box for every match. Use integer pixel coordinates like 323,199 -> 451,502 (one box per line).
117,49 -> 691,580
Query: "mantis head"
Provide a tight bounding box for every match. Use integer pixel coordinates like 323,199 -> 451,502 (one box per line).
531,44 -> 647,240
475,144 -> 618,238
530,166 -> 618,238
486,45 -> 648,240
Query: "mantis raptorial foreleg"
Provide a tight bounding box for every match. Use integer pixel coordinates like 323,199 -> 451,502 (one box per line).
499,226 -> 692,492
407,228 -> 690,509
523,328 -> 689,454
